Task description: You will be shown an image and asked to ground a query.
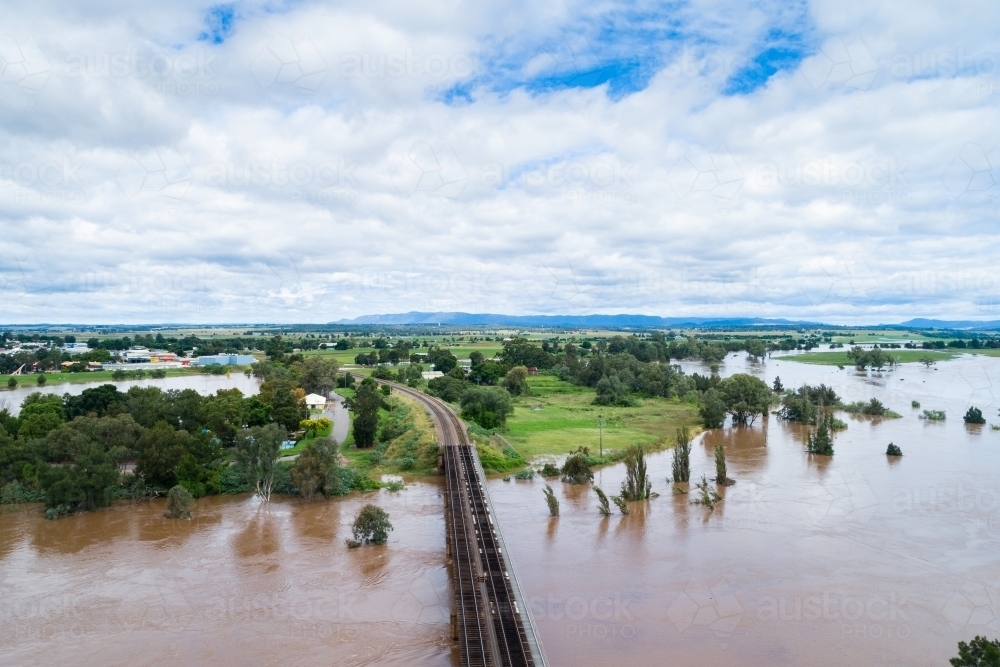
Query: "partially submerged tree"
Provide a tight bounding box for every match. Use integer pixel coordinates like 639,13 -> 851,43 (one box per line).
611,495 -> 629,515
348,504 -> 392,546
594,486 -> 611,516
806,412 -> 835,456
699,388 -> 727,429
235,422 -> 284,502
714,445 -> 733,485
543,484 -> 559,517
718,373 -> 772,426
691,474 -> 722,511
561,453 -> 594,484
886,443 -> 902,457
672,428 -> 691,483
620,445 -> 652,501
291,436 -> 338,500
964,407 -> 986,424
164,485 -> 194,519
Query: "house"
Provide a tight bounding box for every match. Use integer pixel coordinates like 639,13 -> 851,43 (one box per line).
305,393 -> 327,409
526,366 -> 539,374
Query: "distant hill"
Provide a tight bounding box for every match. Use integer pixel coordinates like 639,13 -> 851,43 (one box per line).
897,318 -> 1000,330
332,312 -> 825,328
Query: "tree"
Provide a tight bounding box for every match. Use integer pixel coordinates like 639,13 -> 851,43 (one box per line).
772,376 -> 783,393
543,484 -> 559,516
806,412 -> 835,456
718,374 -> 772,426
561,453 -> 593,484
501,366 -> 531,396
41,447 -> 119,514
620,445 -> 652,501
235,423 -> 284,502
135,421 -> 189,488
470,360 -> 506,386
672,428 -> 691,483
920,355 -> 937,368
594,375 -> 636,407
199,388 -> 248,447
349,504 -> 393,546
714,445 -> 732,485
298,355 -> 339,395
459,386 -> 514,430
746,338 -> 766,360
291,437 -> 338,500
886,443 -> 902,456
351,378 -> 382,448
964,407 -> 986,424
63,384 -> 125,420
469,351 -> 485,368
594,486 -> 611,516
165,485 -> 194,518
950,636 -> 1000,666
7,377 -> 16,389
699,388 -> 727,428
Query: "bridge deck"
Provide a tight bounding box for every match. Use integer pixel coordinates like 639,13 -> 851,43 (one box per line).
374,380 -> 547,667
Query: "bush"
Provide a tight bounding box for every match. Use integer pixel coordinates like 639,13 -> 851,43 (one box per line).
543,485 -> 559,516
514,468 -> 535,480
165,485 -> 194,518
911,400 -> 920,408
350,504 -> 392,546
886,443 -> 902,456
460,387 -> 514,430
561,453 -> 593,484
921,409 -> 946,421
964,407 -> 986,424
540,463 -> 560,477
218,466 -> 253,494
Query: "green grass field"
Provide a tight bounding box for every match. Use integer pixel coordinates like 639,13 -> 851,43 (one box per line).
504,375 -> 701,459
780,349 -> 960,365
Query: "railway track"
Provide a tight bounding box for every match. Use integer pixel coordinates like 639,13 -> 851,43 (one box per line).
353,376 -> 546,667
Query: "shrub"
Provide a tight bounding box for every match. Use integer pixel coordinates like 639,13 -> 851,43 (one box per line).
561,453 -> 593,484
540,463 -> 560,477
807,413 -> 835,456
911,400 -> 921,409
594,486 -> 611,516
165,485 -> 194,519
920,409 -> 946,421
350,504 -> 392,545
543,485 -> 559,516
514,468 -> 535,480
964,407 -> 986,424
886,443 -> 902,456
691,474 -> 722,510
7,376 -> 17,389
714,445 -> 733,485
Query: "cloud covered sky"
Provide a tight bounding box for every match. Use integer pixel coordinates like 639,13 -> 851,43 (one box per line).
1,0 -> 999,324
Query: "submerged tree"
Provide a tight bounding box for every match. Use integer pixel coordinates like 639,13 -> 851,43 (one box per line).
543,484 -> 559,517
164,485 -> 194,519
611,495 -> 629,515
561,453 -> 594,484
291,437 -> 338,500
348,504 -> 393,547
235,422 -> 284,502
672,428 -> 691,483
714,445 -> 733,486
691,475 -> 722,511
886,443 -> 903,457
806,411 -> 835,456
620,445 -> 652,501
964,407 -> 986,424
594,486 -> 612,516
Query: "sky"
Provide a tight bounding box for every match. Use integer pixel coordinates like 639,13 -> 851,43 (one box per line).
1,0 -> 999,325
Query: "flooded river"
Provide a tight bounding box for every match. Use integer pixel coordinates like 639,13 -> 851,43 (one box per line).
2,353 -> 999,666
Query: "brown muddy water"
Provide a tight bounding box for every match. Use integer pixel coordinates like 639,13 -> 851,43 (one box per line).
3,353 -> 1000,666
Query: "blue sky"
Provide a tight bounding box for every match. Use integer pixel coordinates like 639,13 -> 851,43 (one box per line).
0,0 -> 999,323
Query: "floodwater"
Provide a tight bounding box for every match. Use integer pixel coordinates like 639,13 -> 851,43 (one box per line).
2,352 -> 999,666
0,488 -> 453,667
490,352 -> 1000,666
0,374 -> 260,416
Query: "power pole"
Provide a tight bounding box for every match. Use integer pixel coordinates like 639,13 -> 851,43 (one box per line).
598,414 -> 604,458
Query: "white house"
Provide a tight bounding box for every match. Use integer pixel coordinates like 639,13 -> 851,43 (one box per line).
305,393 -> 327,409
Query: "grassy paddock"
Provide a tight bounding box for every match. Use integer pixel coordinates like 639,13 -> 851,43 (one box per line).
504,375 -> 701,460
780,350 -> 959,366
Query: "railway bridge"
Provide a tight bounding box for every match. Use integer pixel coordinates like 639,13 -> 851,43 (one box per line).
368,379 -> 547,667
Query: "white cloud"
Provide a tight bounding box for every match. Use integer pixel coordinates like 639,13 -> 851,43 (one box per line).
1,0 -> 999,323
